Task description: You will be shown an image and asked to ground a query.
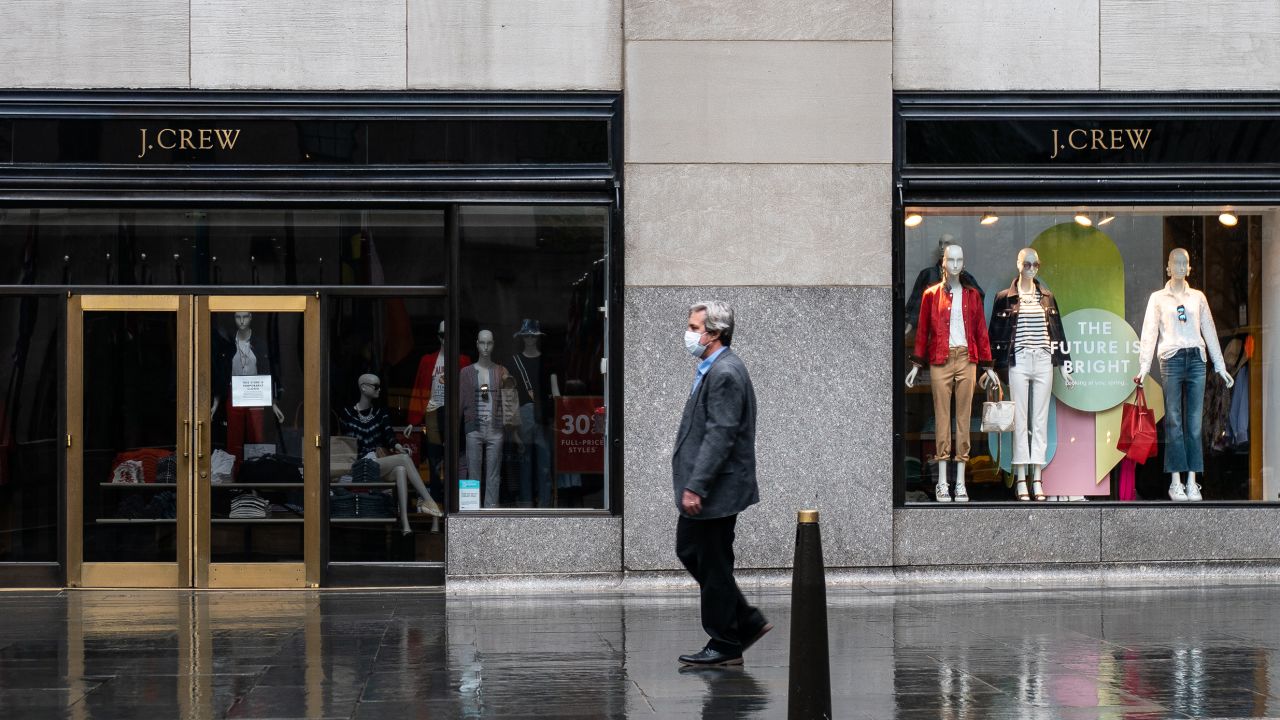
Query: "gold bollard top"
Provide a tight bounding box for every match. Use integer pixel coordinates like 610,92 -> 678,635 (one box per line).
797,509 -> 819,524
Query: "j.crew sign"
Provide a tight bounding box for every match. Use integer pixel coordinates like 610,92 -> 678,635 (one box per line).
1049,127 -> 1153,160
137,127 -> 241,159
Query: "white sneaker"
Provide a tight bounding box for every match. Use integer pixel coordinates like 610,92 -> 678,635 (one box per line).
1169,481 -> 1188,501
935,481 -> 952,503
1185,482 -> 1202,501
953,481 -> 969,503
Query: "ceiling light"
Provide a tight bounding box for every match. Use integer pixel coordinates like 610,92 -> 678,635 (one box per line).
1097,215 -> 1116,227
1219,212 -> 1239,227
904,213 -> 923,228
980,213 -> 999,226
1073,214 -> 1093,227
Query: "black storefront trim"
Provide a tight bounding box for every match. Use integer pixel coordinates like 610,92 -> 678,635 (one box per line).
0,91 -> 625,587
893,92 -> 1280,509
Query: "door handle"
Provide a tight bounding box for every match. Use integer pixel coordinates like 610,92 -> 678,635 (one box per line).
183,419 -> 190,458
196,420 -> 204,459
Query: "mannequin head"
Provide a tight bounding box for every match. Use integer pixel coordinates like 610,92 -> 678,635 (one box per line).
934,234 -> 956,263
1167,248 -> 1191,281
476,330 -> 494,363
358,373 -> 381,402
234,312 -> 252,333
514,318 -> 544,354
1016,248 -> 1041,283
941,244 -> 964,283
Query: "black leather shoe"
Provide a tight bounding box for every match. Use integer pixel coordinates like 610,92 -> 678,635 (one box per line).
678,647 -> 743,666
742,622 -> 773,653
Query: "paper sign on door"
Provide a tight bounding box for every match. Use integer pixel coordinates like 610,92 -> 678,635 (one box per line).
459,480 -> 481,511
231,375 -> 273,407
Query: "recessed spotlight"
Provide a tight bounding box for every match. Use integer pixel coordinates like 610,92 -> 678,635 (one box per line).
1219,212 -> 1239,227
980,213 -> 999,226
1074,214 -> 1093,227
1097,215 -> 1116,227
904,213 -> 923,228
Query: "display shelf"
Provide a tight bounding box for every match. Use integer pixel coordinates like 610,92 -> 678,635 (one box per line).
211,518 -> 304,524
98,483 -> 178,488
328,517 -> 397,523
95,518 -> 177,524
212,483 -> 303,489
331,482 -> 395,488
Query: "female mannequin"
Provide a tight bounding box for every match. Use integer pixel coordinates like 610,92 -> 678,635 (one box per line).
989,248 -> 1075,501
511,319 -> 553,508
212,311 -> 284,465
906,244 -> 998,503
460,330 -> 521,508
1135,248 -> 1233,502
338,374 -> 442,534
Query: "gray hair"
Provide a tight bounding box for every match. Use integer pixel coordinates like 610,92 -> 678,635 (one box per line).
689,301 -> 735,346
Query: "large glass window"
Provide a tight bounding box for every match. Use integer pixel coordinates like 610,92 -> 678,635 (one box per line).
0,296 -> 59,561
0,209 -> 445,286
901,207 -> 1274,503
457,205 -> 610,510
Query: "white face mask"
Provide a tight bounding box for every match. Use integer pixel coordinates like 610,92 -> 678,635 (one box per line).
684,330 -> 706,359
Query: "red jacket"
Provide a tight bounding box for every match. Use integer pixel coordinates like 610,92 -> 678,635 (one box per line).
911,281 -> 993,368
407,350 -> 473,425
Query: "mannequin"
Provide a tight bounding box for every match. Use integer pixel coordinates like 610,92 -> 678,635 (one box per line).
989,248 -> 1076,501
338,374 -> 442,534
407,321 -> 472,497
1135,248 -> 1233,502
460,330 -> 521,508
510,319 -> 554,508
905,234 -> 985,337
212,311 -> 284,466
906,244 -> 998,503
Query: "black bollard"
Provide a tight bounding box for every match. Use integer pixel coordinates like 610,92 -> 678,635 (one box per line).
788,509 -> 832,720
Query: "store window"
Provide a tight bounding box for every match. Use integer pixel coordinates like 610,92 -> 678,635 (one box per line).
457,205 -> 610,510
0,209 -> 445,286
901,208 -> 1272,503
0,296 -> 59,561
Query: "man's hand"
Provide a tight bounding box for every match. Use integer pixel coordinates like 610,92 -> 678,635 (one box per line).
681,489 -> 702,516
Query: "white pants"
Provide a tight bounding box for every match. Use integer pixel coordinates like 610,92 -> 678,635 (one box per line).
1009,348 -> 1052,466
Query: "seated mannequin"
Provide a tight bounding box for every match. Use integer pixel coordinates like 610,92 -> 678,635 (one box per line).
338,373 -> 442,534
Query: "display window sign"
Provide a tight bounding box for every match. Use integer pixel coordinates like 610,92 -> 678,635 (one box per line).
231,375 -> 272,408
458,480 -> 481,511
901,208 -> 1268,504
555,396 -> 605,475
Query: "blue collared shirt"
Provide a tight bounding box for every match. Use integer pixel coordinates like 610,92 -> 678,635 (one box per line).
691,347 -> 726,396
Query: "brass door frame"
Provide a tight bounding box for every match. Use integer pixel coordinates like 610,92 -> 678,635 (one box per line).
66,295 -> 191,588
198,295 -> 320,589
67,294 -> 319,589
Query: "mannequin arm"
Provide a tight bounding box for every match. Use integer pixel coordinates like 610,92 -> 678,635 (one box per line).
1218,368 -> 1235,389
211,396 -> 220,416
1133,373 -> 1146,387
271,402 -> 284,424
904,364 -> 920,388
979,368 -> 999,390
1058,366 -> 1076,388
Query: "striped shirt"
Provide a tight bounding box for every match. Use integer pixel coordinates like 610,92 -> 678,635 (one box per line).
1015,291 -> 1051,351
339,406 -> 397,458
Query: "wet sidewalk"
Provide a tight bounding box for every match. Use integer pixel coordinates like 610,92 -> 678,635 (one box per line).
4,581 -> 1280,718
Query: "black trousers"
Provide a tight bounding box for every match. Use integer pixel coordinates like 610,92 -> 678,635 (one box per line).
676,513 -> 766,654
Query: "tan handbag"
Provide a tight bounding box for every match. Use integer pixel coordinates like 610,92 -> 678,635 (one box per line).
329,435 -> 358,477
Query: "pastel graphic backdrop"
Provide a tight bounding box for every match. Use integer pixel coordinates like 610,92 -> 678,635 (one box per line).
1029,223 -> 1164,492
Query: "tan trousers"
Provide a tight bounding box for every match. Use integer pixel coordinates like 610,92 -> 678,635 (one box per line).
928,347 -> 976,463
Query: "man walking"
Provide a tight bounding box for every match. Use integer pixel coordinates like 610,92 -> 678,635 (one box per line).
673,301 -> 771,666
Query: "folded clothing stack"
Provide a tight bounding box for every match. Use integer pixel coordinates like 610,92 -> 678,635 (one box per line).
330,488 -> 358,518
229,491 -> 269,519
357,491 -> 395,518
156,454 -> 177,484
351,458 -> 380,485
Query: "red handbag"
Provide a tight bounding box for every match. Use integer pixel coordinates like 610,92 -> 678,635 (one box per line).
1118,387 -> 1158,464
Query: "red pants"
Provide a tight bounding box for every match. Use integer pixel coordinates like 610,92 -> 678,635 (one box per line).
226,385 -> 265,465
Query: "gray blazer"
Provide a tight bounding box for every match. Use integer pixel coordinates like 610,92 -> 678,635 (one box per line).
671,348 -> 759,519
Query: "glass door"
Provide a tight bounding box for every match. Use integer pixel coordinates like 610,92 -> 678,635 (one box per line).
67,294 -> 320,588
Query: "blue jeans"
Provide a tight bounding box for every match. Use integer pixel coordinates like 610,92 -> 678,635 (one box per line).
1159,348 -> 1206,473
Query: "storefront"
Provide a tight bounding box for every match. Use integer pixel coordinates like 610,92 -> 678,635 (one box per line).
0,91 -> 622,588
893,94 -> 1280,563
